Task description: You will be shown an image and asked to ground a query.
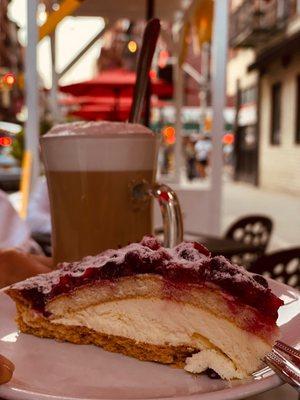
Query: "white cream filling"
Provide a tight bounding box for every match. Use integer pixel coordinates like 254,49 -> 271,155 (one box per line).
185,350 -> 244,380
51,298 -> 270,379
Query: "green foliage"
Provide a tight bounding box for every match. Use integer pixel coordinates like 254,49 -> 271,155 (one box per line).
9,119 -> 53,164
40,119 -> 52,136
10,129 -> 24,164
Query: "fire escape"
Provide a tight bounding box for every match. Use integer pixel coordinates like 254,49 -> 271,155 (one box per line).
230,0 -> 297,49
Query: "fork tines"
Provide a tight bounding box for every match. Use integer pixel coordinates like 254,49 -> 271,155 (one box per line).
264,341 -> 300,392
274,341 -> 300,366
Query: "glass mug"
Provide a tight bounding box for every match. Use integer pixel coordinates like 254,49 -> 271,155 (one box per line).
41,122 -> 183,265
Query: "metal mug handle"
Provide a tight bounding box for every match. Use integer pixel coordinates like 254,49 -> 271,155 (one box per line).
131,181 -> 183,248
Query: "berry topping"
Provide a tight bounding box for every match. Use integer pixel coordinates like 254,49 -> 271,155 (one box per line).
175,242 -> 209,261
252,274 -> 269,288
141,235 -> 161,250
10,236 -> 283,319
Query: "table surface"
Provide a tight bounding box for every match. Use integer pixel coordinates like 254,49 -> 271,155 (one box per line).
184,232 -> 260,256
32,231 -> 261,258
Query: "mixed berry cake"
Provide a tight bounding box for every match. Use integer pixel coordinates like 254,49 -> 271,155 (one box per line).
6,236 -> 283,380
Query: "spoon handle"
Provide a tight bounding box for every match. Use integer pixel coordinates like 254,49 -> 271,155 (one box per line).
129,18 -> 161,124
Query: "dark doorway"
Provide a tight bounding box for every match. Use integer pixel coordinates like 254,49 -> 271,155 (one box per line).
235,125 -> 259,185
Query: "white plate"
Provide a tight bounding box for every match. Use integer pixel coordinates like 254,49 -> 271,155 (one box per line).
0,279 -> 299,400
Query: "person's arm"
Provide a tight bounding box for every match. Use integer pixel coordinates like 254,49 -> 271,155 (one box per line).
0,250 -> 52,289
0,354 -> 14,384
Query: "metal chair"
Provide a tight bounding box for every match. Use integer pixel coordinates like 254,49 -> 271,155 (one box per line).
249,247 -> 300,289
224,215 -> 273,267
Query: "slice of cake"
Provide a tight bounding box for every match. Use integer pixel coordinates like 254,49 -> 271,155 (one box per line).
6,236 -> 283,380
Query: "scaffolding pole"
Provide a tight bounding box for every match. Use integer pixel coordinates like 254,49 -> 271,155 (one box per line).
173,60 -> 184,183
25,0 -> 40,193
59,26 -> 106,78
50,31 -> 61,123
210,0 -> 229,235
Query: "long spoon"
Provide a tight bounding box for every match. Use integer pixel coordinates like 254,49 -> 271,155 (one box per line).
129,18 -> 161,124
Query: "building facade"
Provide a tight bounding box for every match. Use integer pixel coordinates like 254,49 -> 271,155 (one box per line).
0,0 -> 23,122
229,0 -> 300,194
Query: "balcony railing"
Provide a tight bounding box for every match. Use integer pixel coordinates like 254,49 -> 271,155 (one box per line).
230,0 -> 297,48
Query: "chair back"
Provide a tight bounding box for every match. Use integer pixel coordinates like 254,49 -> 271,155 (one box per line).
225,215 -> 273,254
249,248 -> 300,289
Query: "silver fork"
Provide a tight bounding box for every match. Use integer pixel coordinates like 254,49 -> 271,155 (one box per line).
264,341 -> 300,392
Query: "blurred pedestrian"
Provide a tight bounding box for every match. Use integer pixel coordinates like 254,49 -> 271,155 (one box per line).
195,135 -> 211,178
184,137 -> 196,181
223,142 -> 233,166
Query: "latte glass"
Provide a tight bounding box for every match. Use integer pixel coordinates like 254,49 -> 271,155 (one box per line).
41,122 -> 183,265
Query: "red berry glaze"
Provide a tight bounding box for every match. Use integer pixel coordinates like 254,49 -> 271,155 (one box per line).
11,235 -> 283,319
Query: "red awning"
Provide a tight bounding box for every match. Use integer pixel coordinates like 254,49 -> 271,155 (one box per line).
59,95 -> 133,106
67,98 -> 167,121
71,105 -> 116,121
60,69 -> 173,99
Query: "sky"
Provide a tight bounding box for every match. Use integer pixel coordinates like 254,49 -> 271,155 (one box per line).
8,0 -> 105,88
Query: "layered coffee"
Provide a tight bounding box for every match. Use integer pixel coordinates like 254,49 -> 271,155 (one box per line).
41,121 -> 158,264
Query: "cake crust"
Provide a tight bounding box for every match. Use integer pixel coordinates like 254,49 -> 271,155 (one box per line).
16,303 -> 194,366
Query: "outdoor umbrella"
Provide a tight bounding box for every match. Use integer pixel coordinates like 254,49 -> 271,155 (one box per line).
59,95 -> 133,107
70,104 -> 116,121
68,98 -> 167,121
60,69 -> 173,99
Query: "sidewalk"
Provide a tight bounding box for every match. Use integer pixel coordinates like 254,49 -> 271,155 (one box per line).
222,180 -> 300,250
179,170 -> 300,250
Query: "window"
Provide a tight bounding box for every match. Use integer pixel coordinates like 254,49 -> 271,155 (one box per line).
270,82 -> 281,145
295,75 -> 300,144
240,86 -> 257,105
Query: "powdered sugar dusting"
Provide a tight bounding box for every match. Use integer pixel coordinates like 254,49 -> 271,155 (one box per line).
10,236 -> 283,319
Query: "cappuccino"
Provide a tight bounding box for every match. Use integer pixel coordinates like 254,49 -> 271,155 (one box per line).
41,121 -> 158,264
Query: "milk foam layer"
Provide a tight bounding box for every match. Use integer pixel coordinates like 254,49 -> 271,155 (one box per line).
44,121 -> 154,137
41,121 -> 158,171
